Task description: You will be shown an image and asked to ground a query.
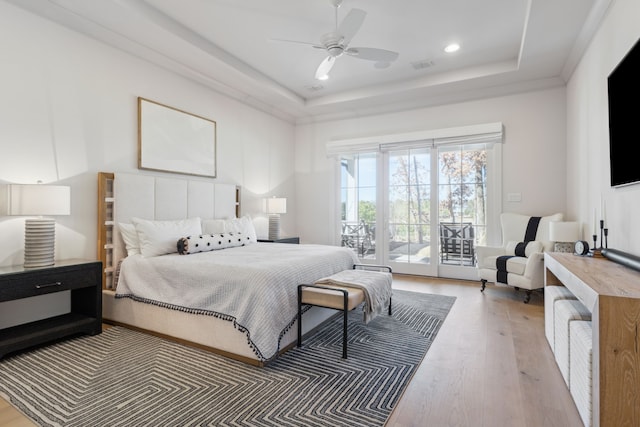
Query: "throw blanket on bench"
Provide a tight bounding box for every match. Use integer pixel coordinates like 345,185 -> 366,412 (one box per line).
314,269 -> 392,324
496,216 -> 541,284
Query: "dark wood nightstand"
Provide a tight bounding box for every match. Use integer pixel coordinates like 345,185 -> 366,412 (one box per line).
0,259 -> 102,358
258,237 -> 300,244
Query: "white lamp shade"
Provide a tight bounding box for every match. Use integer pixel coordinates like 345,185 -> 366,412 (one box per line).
2,184 -> 70,216
266,197 -> 287,215
549,221 -> 581,242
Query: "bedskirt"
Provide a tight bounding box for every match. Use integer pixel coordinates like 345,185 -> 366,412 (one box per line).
103,290 -> 337,365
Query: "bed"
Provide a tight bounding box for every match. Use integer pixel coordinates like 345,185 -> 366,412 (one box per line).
98,172 -> 357,366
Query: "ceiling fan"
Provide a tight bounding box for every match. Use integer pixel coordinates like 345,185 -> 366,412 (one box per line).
271,0 -> 399,80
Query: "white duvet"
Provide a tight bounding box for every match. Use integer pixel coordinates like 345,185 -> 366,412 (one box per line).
115,243 -> 358,361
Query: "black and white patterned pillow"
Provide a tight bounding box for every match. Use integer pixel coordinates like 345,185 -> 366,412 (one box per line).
177,232 -> 251,255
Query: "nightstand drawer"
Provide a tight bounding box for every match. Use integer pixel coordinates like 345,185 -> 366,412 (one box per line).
0,263 -> 98,302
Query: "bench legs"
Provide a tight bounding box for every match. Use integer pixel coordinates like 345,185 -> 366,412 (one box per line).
298,284 -> 393,359
297,285 -> 303,349
342,291 -> 348,358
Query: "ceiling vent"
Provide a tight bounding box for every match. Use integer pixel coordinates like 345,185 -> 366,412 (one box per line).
411,59 -> 435,70
305,84 -> 324,92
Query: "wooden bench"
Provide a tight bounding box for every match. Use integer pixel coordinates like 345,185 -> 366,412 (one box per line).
297,264 -> 392,358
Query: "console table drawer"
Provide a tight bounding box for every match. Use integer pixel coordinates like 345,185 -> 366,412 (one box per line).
0,268 -> 95,301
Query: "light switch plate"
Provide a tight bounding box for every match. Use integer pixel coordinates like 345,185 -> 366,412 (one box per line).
507,193 -> 522,202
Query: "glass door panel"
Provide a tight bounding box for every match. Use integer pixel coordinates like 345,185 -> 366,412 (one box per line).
387,148 -> 436,275
340,153 -> 377,260
437,143 -> 488,279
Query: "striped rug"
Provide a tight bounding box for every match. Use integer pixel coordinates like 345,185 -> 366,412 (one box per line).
0,290 -> 454,426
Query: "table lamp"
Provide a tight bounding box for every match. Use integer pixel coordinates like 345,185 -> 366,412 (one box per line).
1,184 -> 71,268
266,197 -> 286,240
549,221 -> 581,253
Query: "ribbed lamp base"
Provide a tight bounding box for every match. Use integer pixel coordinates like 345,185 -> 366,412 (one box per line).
268,214 -> 281,241
24,218 -> 56,268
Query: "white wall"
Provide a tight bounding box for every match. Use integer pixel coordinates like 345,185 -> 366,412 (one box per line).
0,2 -> 296,267
566,0 -> 640,254
295,88 -> 567,245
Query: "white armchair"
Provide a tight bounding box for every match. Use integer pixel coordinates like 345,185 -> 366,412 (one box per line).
476,212 -> 563,303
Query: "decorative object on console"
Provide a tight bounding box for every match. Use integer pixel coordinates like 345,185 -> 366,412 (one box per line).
592,218 -> 605,258
591,200 -> 607,257
602,248 -> 640,273
0,183 -> 70,268
549,221 -> 581,253
266,197 -> 287,240
574,240 -> 590,256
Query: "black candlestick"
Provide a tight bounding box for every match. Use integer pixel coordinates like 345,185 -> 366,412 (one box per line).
593,234 -> 597,252
604,228 -> 609,249
599,220 -> 604,250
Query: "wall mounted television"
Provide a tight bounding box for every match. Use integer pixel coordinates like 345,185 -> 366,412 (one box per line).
608,36 -> 640,187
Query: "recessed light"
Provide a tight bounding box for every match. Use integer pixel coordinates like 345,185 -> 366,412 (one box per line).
444,43 -> 460,53
316,74 -> 329,81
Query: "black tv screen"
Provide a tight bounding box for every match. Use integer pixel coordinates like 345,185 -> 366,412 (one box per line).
608,37 -> 640,187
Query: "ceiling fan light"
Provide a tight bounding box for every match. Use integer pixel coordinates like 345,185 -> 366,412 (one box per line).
444,43 -> 460,53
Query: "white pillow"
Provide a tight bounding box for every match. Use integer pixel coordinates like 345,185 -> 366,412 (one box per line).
225,215 -> 257,243
118,223 -> 140,256
131,217 -> 202,257
201,219 -> 227,234
202,215 -> 257,243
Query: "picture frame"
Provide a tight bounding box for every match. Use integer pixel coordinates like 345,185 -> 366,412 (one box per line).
138,97 -> 217,178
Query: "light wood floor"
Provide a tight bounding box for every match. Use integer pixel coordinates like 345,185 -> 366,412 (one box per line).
0,276 -> 583,427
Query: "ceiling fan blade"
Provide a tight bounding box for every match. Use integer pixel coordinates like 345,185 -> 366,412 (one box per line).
315,56 -> 336,79
338,8 -> 366,45
268,38 -> 323,49
345,47 -> 399,62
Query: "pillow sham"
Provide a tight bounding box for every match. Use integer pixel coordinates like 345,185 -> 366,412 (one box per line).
118,223 -> 141,256
177,232 -> 250,255
132,217 -> 202,257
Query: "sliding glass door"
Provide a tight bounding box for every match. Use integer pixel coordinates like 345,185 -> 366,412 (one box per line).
337,125 -> 501,279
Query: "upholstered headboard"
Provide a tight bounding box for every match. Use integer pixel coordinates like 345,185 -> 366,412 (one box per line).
98,172 -> 238,289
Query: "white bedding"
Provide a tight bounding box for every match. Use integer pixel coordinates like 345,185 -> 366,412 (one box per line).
115,243 -> 358,361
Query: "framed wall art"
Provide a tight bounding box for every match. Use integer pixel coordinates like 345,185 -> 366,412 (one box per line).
138,97 -> 217,178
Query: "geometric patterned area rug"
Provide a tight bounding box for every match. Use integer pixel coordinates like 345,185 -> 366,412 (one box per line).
0,290 -> 455,427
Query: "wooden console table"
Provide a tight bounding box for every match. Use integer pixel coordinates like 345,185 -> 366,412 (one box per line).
544,252 -> 640,427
